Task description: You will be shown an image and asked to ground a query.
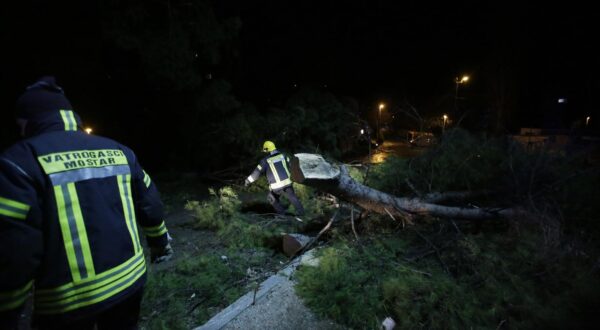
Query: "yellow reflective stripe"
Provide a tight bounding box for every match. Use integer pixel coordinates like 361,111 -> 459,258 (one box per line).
54,184 -> 95,282
267,158 -> 281,183
36,251 -> 143,296
35,260 -> 146,314
0,281 -> 33,312
142,221 -> 167,237
117,175 -> 141,253
54,185 -> 82,282
256,164 -> 263,171
0,196 -> 30,220
67,183 -> 95,278
246,175 -> 256,183
143,170 -> 151,188
270,178 -> 292,190
59,110 -> 76,131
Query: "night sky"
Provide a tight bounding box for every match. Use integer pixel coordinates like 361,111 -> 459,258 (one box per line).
1,1 -> 598,149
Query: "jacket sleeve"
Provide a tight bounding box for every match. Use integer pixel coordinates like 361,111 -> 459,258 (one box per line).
246,159 -> 267,184
128,153 -> 169,249
0,156 -> 42,316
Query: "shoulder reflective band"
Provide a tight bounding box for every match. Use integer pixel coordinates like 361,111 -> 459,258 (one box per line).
257,164 -> 263,171
60,110 -> 77,131
0,281 -> 33,312
38,149 -> 128,175
54,183 -> 96,283
143,170 -> 152,188
117,174 -> 141,253
0,196 -> 30,220
34,252 -> 145,314
142,221 -> 167,237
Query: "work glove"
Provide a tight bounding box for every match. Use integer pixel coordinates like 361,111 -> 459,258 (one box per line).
151,243 -> 173,264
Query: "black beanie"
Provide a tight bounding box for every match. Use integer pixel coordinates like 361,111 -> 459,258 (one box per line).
15,76 -> 73,119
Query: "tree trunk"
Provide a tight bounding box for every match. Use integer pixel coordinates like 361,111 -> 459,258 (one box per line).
290,153 -> 524,221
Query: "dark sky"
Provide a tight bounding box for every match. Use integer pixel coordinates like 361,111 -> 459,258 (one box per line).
214,1 -> 599,115
1,0 -> 599,141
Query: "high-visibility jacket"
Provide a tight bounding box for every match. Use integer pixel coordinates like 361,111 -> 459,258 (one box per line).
246,150 -> 292,191
0,110 -> 169,320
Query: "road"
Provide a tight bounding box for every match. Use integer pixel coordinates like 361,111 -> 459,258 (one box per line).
365,139 -> 428,164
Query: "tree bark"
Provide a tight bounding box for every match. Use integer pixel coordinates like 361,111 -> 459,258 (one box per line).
290,153 -> 524,221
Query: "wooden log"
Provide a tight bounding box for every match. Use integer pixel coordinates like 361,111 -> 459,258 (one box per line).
291,153 -> 525,221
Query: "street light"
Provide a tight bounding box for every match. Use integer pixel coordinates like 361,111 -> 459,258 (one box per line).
84,127 -> 93,134
442,114 -> 448,133
377,103 -> 385,141
454,75 -> 470,113
586,116 -> 591,127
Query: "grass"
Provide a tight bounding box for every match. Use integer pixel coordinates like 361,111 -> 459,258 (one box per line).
295,219 -> 600,330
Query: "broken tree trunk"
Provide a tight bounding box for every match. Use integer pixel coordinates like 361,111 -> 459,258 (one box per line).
290,153 -> 524,221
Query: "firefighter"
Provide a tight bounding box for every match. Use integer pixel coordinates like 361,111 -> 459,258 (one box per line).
245,141 -> 305,217
0,77 -> 173,329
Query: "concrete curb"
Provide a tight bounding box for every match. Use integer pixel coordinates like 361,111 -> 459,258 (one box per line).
193,258 -> 302,330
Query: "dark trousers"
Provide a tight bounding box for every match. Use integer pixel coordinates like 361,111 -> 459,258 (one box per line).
35,289 -> 143,330
268,186 -> 305,216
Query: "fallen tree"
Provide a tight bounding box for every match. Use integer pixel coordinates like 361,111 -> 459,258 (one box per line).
290,153 -> 526,222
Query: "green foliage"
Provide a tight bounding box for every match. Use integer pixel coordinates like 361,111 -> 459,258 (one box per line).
296,227 -> 600,330
186,187 -> 282,248
142,252 -> 275,329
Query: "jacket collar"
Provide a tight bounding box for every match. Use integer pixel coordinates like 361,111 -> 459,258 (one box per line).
24,110 -> 82,138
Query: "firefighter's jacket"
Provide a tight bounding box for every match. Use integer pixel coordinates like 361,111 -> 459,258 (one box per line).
246,150 -> 292,191
0,110 -> 169,319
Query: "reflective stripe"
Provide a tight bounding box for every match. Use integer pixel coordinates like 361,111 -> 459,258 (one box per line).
270,178 -> 292,190
267,154 -> 291,190
142,221 -> 167,237
117,175 -> 141,253
267,156 -> 282,183
35,253 -> 146,314
49,165 -> 130,185
256,164 -> 263,171
246,175 -> 256,183
143,170 -> 151,188
54,184 -> 96,282
0,196 -> 30,220
60,110 -> 77,131
0,281 -> 33,312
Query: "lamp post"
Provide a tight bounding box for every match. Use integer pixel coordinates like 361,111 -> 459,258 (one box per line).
586,116 -> 591,127
377,103 -> 385,141
454,75 -> 469,113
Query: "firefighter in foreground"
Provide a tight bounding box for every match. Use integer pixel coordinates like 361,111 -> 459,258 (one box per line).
245,141 -> 305,217
0,77 -> 173,329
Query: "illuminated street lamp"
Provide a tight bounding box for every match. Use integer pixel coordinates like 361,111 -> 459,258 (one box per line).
442,114 -> 448,133
454,75 -> 470,112
377,103 -> 385,140
586,116 -> 591,127
84,127 -> 93,134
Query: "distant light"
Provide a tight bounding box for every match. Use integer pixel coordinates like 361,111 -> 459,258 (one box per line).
375,143 -> 379,147
558,98 -> 567,104
457,75 -> 470,84
293,83 -> 297,88
206,73 -> 212,80
443,114 -> 448,120
360,129 -> 365,135
379,103 -> 385,111
586,116 -> 591,126
194,53 -> 198,58
84,128 -> 93,134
